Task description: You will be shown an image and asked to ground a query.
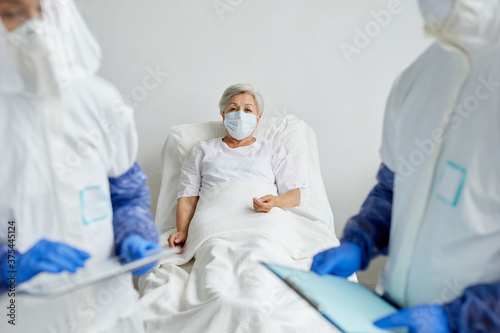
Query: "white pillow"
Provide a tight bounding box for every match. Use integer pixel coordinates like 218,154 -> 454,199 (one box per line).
155,115 -> 336,239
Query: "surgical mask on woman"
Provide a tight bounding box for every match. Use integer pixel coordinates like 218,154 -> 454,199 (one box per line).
224,111 -> 257,140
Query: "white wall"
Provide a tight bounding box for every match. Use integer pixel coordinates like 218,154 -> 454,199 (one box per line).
76,0 -> 431,286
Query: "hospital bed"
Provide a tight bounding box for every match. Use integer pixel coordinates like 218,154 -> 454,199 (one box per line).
154,114 -> 336,238
139,115 -> 342,332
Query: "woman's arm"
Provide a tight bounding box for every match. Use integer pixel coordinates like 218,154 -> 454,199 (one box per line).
253,188 -> 300,213
168,196 -> 199,248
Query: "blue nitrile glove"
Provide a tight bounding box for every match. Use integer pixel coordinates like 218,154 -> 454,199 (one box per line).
310,242 -> 362,278
374,304 -> 450,333
12,239 -> 90,284
120,235 -> 161,276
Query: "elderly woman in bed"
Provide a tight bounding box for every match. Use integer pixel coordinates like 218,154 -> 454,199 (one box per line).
168,83 -> 307,248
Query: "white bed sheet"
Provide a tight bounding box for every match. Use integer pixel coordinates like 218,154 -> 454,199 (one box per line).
140,180 -> 341,332
140,115 -> 344,332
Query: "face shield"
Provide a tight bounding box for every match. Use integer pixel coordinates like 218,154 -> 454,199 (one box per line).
0,0 -> 101,94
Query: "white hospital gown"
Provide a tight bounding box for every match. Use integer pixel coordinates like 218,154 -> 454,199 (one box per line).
177,137 -> 306,198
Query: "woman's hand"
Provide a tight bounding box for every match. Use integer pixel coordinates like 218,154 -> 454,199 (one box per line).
253,189 -> 301,213
253,195 -> 276,213
168,231 -> 187,248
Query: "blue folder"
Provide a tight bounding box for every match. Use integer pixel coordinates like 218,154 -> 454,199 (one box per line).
263,263 -> 401,333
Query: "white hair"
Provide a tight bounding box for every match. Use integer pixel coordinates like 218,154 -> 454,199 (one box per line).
218,83 -> 264,115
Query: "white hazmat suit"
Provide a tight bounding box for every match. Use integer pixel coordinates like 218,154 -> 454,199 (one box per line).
379,0 -> 500,307
312,0 -> 500,331
0,0 -> 147,332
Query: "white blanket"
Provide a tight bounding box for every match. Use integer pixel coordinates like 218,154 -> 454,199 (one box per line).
139,181 -> 341,333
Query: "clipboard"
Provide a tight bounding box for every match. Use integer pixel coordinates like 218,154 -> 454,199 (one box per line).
262,262 -> 401,333
17,247 -> 181,297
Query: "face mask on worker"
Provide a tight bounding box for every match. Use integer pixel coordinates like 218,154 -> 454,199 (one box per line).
224,111 -> 257,140
6,18 -> 54,59
0,0 -> 102,95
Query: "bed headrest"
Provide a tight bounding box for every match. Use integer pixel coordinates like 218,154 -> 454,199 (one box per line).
155,115 -> 336,240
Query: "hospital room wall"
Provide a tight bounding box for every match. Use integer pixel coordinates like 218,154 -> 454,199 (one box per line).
76,0 -> 431,289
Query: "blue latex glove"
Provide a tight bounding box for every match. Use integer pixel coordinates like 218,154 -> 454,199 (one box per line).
310,242 -> 362,278
120,235 -> 161,276
374,305 -> 450,333
11,239 -> 90,284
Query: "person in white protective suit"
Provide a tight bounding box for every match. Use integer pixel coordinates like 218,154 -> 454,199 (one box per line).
312,0 -> 500,332
0,0 -> 161,332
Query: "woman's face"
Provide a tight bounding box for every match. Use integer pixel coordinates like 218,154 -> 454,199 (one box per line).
0,0 -> 42,32
222,92 -> 261,123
